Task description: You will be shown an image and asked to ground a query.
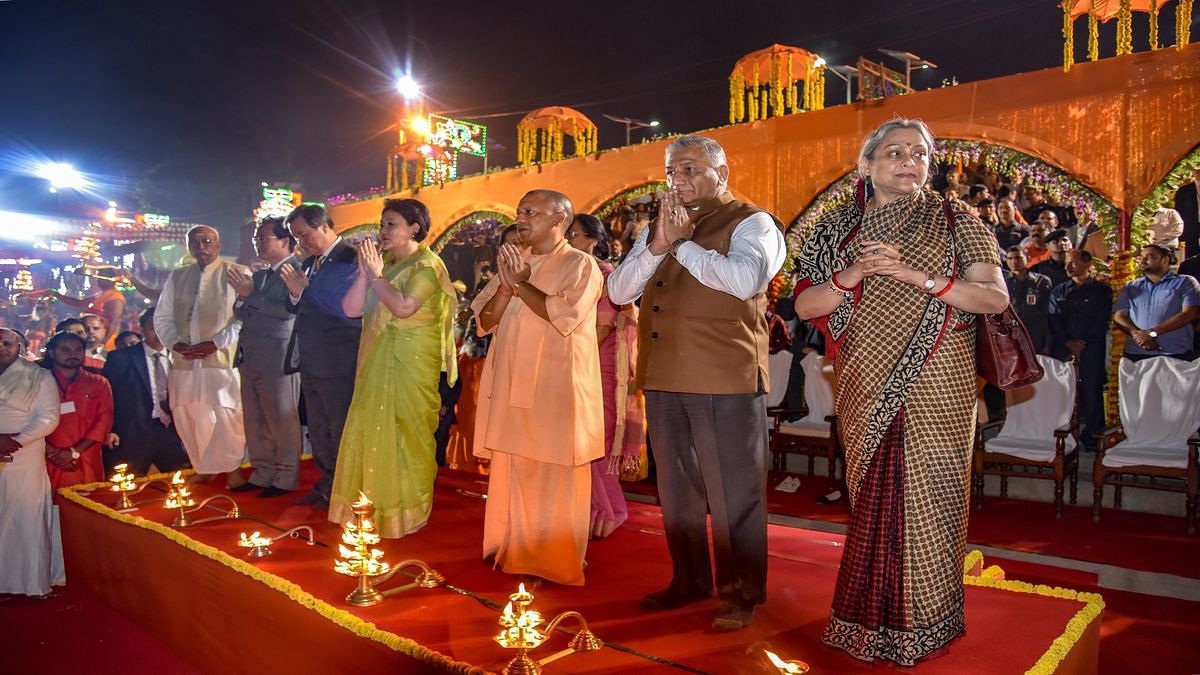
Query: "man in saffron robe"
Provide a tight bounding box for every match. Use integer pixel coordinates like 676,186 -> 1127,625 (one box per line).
154,226 -> 249,485
472,190 -> 604,586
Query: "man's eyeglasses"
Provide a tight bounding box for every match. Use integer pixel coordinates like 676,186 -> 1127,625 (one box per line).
191,237 -> 216,246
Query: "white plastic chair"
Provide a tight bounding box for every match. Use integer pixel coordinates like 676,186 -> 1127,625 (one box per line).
770,352 -> 840,488
1094,356 -> 1200,534
974,355 -> 1080,516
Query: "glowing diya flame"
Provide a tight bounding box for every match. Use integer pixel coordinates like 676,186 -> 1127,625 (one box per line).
765,650 -> 809,674
171,471 -> 184,485
352,491 -> 371,508
238,532 -> 270,547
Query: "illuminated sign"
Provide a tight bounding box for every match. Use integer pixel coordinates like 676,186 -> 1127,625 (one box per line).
254,186 -> 303,222
142,213 -> 171,226
428,114 -> 487,157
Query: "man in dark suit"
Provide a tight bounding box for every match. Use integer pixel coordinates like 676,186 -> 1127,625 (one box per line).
280,204 -> 361,509
101,308 -> 190,476
1174,174 -> 1200,260
227,217 -> 303,498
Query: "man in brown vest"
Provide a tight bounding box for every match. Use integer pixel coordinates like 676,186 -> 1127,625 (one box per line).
609,135 -> 786,631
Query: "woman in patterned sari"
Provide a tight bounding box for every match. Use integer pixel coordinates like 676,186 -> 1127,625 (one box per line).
329,198 -> 458,538
793,119 -> 1008,666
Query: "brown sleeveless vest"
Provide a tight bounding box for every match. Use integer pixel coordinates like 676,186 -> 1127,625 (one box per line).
635,196 -> 782,394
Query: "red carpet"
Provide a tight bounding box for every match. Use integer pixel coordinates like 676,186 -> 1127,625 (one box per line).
647,470 -> 1200,580
12,462 -> 1111,674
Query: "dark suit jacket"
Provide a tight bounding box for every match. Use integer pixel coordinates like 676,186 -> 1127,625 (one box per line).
102,344 -> 165,443
285,240 -> 361,378
1175,182 -> 1200,256
235,257 -> 298,372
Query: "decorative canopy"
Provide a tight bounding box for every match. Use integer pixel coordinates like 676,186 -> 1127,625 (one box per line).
517,106 -> 598,165
1061,0 -> 1192,71
728,44 -> 825,124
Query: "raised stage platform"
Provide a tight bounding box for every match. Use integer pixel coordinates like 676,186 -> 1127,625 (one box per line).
50,464 -> 1101,674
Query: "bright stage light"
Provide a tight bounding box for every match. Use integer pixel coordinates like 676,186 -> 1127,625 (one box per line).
814,56 -> 827,69
649,120 -> 660,127
396,74 -> 421,100
36,162 -> 86,192
409,116 -> 431,136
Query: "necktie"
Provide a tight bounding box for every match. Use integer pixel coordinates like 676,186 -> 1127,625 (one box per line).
152,352 -> 172,426
308,255 -> 325,279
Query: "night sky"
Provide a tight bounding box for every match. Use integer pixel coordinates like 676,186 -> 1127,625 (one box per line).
0,0 -> 1174,237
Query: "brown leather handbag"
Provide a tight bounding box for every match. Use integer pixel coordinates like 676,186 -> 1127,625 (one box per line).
943,198 -> 1044,390
975,306 -> 1045,389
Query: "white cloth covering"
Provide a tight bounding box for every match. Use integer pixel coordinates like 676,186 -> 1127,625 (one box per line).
0,371 -> 61,595
1104,357 -> 1200,469
778,352 -> 836,438
985,355 -> 1077,461
766,350 -> 792,409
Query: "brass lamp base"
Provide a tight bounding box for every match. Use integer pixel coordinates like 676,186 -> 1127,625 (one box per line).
503,651 -> 541,675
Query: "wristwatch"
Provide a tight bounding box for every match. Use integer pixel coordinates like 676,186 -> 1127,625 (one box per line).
1148,329 -> 1159,338
669,237 -> 689,256
921,273 -> 936,293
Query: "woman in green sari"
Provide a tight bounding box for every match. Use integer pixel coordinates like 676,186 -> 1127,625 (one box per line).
329,199 -> 458,538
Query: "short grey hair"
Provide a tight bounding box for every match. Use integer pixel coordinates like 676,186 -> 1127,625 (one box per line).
856,118 -> 937,179
666,135 -> 727,168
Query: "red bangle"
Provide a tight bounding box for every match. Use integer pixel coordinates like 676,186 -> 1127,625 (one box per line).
931,276 -> 955,298
829,272 -> 855,293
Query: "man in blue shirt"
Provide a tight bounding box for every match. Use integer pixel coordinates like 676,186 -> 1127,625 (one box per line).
1113,244 -> 1200,361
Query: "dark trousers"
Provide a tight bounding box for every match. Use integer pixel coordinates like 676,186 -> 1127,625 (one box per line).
1077,348 -> 1108,450
645,390 -> 769,608
301,372 -> 356,499
103,421 -> 190,477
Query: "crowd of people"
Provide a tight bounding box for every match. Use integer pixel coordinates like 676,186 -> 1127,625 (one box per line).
2,123 -> 1198,668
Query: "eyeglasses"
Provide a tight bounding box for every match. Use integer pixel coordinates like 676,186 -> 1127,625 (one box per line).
253,234 -> 282,242
192,237 -> 216,246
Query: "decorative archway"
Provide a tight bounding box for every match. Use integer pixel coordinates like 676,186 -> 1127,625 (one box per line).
431,210 -> 514,253
782,139 -> 1122,281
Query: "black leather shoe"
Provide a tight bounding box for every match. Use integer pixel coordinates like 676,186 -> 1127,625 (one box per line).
711,603 -> 754,632
639,588 -> 712,612
258,486 -> 292,498
293,491 -> 326,506
230,482 -> 266,493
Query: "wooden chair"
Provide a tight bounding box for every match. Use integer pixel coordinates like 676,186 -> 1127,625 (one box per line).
973,355 -> 1080,516
1093,356 -> 1200,535
769,352 -> 840,489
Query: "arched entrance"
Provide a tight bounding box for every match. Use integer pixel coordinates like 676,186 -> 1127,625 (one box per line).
782,139 -> 1121,278
432,209 -> 515,290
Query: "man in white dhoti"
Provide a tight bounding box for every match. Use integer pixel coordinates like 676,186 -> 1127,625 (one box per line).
154,226 -> 249,486
0,328 -> 61,596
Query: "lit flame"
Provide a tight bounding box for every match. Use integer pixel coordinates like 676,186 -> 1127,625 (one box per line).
171,471 -> 184,485
765,650 -> 808,674
239,532 -> 270,547
352,491 -> 371,508
109,464 -> 136,491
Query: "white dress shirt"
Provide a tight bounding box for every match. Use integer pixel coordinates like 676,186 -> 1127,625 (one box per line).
607,211 -> 786,304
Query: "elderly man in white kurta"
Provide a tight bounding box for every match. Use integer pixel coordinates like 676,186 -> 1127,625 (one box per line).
154,226 -> 249,483
0,328 -> 61,596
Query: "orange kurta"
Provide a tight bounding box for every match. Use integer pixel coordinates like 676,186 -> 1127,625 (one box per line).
471,239 -> 604,585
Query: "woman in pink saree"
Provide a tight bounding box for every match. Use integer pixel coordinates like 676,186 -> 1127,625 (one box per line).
567,214 -> 645,538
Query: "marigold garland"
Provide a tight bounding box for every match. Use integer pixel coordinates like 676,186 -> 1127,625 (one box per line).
1063,4 -> 1075,71
1149,0 -> 1159,49
57,481 -> 491,675
1088,2 -> 1100,61
962,551 -> 1105,675
1117,0 -> 1134,56
1178,0 -> 1195,49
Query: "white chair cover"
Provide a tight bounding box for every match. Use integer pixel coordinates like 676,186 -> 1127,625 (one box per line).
1104,356 -> 1200,469
985,355 -> 1077,462
766,350 -> 792,409
778,352 -> 836,438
